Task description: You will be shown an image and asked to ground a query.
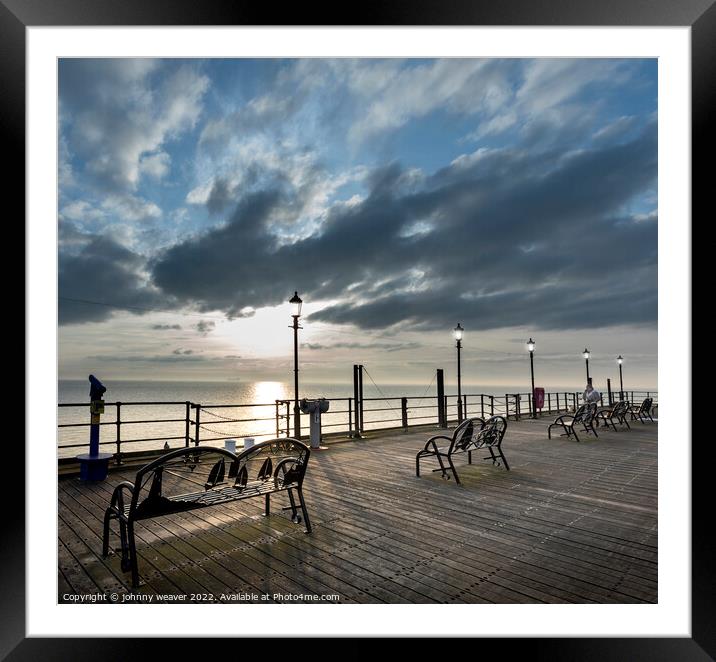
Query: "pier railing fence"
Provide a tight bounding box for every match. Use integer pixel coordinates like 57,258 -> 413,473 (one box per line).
58,390 -> 657,464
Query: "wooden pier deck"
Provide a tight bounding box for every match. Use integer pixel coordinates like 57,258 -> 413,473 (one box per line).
58,417 -> 658,604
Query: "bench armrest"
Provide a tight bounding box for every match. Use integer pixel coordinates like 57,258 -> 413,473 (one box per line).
424,435 -> 451,452
110,481 -> 135,512
552,415 -> 572,425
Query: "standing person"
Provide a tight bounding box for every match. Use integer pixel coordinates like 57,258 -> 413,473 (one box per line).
583,379 -> 601,405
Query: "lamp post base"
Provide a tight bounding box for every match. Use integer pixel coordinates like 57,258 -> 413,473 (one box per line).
76,452 -> 113,481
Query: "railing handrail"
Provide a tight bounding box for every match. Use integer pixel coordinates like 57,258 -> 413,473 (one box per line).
58,389 -> 657,463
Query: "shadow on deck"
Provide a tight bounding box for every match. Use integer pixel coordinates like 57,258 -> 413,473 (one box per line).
58,416 -> 658,604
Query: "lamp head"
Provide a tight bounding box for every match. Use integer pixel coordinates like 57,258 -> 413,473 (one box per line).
289,291 -> 303,318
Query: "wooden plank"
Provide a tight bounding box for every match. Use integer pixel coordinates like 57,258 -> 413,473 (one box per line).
57,418 -> 658,604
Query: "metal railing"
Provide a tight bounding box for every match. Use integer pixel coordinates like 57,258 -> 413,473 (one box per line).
59,390 -> 657,464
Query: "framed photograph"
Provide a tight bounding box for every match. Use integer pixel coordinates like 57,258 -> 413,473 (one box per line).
10,0 -> 706,654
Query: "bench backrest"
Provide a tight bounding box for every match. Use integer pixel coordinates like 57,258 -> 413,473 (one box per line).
639,397 -> 653,413
129,439 -> 310,515
449,417 -> 485,453
572,403 -> 590,423
479,415 -> 508,448
612,400 -> 629,417
449,415 -> 506,454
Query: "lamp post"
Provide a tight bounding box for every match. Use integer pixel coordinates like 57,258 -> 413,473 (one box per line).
454,323 -> 464,422
289,291 -> 303,439
527,338 -> 536,418
583,348 -> 591,381
617,355 -> 624,401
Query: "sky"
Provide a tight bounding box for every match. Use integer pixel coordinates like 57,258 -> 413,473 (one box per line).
58,57 -> 658,389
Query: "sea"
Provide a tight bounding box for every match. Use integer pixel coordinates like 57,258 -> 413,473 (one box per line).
57,379 -> 655,458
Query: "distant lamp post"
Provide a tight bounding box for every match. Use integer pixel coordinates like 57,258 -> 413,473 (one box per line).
454,323 -> 464,422
617,355 -> 624,401
527,338 -> 536,418
289,291 -> 303,439
583,348 -> 591,381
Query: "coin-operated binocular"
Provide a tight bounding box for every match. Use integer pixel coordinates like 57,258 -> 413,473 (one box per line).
76,374 -> 113,481
299,398 -> 330,449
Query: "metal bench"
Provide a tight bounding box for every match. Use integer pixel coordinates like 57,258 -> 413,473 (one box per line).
629,397 -> 655,423
415,416 -> 509,485
102,438 -> 311,588
595,400 -> 631,431
547,403 -> 598,442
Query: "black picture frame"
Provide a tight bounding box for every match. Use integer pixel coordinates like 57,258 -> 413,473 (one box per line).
7,0 -> 708,656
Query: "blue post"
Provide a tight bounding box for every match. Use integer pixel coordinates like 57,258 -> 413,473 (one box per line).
77,374 -> 113,481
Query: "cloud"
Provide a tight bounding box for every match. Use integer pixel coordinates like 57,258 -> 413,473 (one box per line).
139,151 -> 171,179
59,59 -> 209,192
152,324 -> 182,330
88,353 -> 207,363
303,341 -> 422,352
172,348 -> 194,355
59,229 -> 167,325
151,119 -> 657,332
195,320 -> 216,335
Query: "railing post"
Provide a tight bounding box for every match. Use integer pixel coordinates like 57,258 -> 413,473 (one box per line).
286,401 -> 290,437
480,394 -> 484,418
115,402 -> 122,465
490,395 -> 494,416
194,404 -> 201,447
505,394 -> 509,419
436,368 -> 446,428
352,365 -> 360,438
348,398 -> 353,437
275,400 -> 280,437
401,397 -> 408,429
358,365 -> 364,433
185,401 -> 191,447
516,394 -> 521,420
548,392 -> 552,413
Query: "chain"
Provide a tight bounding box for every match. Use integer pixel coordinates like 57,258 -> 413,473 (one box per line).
362,366 -> 399,413
414,372 -> 437,406
201,407 -> 244,422
199,422 -> 240,437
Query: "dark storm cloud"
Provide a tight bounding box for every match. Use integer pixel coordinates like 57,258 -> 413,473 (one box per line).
303,341 -> 422,352
59,231 -> 166,325
88,353 -> 207,363
150,120 -> 657,332
206,177 -> 232,215
195,320 -> 216,335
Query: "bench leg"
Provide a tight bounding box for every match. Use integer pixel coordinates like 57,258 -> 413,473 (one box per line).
128,520 -> 139,589
415,454 -> 421,477
468,450 -> 472,465
498,448 -> 510,471
447,456 -> 461,485
102,509 -> 113,557
297,488 -> 312,533
264,493 -> 271,517
118,518 -> 130,570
